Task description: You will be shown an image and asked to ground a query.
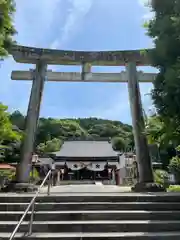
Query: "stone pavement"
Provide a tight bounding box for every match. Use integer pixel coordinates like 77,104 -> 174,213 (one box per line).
40,184 -> 132,193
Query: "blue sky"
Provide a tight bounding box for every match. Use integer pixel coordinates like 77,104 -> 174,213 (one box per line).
0,0 -> 156,124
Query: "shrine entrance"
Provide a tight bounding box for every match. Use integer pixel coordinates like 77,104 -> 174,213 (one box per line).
67,167 -> 109,181
78,168 -> 93,180
56,163 -> 115,182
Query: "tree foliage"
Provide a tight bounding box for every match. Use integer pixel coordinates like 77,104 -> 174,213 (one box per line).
0,0 -> 16,57
0,103 -> 21,144
169,156 -> 180,173
145,113 -> 179,168
36,138 -> 62,154
145,0 -> 180,129
145,115 -> 178,147
2,106 -> 179,169
112,137 -> 127,151
3,141 -> 21,163
154,169 -> 169,186
9,110 -> 25,130
9,111 -> 134,154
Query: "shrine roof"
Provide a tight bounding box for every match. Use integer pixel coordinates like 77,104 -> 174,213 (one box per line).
37,157 -> 54,165
53,141 -> 118,158
11,45 -> 152,66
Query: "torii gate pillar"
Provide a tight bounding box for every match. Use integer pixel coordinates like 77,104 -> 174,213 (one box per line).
16,61 -> 47,183
126,62 -> 154,187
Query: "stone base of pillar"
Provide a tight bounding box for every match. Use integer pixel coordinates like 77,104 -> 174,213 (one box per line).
1,181 -> 38,193
131,182 -> 166,192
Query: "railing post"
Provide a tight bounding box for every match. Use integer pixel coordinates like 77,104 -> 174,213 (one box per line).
47,173 -> 51,196
28,202 -> 35,236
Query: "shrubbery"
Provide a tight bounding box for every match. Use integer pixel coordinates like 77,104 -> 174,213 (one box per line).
154,169 -> 169,187
29,168 -> 40,184
169,156 -> 180,173
168,146 -> 180,183
167,185 -> 180,192
0,169 -> 15,188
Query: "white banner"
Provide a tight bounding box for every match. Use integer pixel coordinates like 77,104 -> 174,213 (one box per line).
87,163 -> 106,171
54,161 -> 120,171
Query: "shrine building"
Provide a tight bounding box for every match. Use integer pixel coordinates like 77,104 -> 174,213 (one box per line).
51,141 -> 120,184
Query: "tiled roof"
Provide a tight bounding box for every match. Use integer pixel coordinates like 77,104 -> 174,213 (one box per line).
53,141 -> 118,158
38,157 -> 54,165
0,164 -> 15,170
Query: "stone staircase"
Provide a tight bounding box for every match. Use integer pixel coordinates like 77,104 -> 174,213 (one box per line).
0,193 -> 180,239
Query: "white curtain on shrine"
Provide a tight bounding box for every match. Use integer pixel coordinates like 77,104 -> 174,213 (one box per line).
65,162 -> 94,170
54,161 -> 120,171
65,162 -> 81,170
86,162 -> 106,171
63,161 -> 107,171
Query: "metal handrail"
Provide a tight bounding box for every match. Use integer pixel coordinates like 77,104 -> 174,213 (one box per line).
9,169 -> 52,240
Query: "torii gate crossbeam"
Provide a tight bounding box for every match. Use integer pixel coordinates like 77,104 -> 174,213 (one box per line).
11,70 -> 156,82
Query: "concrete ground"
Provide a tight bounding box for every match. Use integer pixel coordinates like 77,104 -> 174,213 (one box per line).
40,184 -> 131,193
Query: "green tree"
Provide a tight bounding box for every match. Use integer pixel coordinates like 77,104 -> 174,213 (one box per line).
168,148 -> 180,183
3,141 -> 21,163
0,0 -> 16,57
112,137 -> 126,151
154,169 -> 169,187
9,111 -> 133,150
36,138 -> 62,154
145,0 -> 180,129
145,115 -> 171,147
0,103 -> 21,143
145,115 -> 178,168
169,156 -> 180,174
10,111 -> 25,130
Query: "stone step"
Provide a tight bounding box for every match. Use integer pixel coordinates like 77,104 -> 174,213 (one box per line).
2,232 -> 180,240
1,193 -> 180,203
1,210 -> 180,221
1,202 -> 180,211
59,181 -> 96,185
1,220 -> 180,233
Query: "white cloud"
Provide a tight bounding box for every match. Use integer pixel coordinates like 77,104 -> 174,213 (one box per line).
91,79 -> 153,123
138,0 -> 154,21
1,0 -> 64,109
15,0 -> 63,46
143,12 -> 154,20
50,0 -> 93,49
138,0 -> 150,7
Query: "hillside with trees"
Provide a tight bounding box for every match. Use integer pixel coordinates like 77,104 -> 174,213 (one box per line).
0,104 -> 136,164
0,102 -> 178,169
9,110 -> 134,155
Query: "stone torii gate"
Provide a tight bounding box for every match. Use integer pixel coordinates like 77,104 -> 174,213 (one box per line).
11,45 -> 157,190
